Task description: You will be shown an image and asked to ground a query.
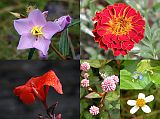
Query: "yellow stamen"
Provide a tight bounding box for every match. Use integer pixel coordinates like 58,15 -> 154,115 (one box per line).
31,26 -> 43,36
136,99 -> 145,107
108,16 -> 133,35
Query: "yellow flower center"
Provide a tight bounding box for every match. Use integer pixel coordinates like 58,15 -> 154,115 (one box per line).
31,26 -> 43,36
108,16 -> 133,35
136,99 -> 146,107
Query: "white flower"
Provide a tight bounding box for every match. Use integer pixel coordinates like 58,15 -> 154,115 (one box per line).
127,93 -> 154,114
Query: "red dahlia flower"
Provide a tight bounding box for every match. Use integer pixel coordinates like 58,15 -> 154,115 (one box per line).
14,70 -> 63,105
92,3 -> 145,56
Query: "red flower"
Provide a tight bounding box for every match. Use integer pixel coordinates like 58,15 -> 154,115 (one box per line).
14,70 -> 63,105
92,3 -> 145,56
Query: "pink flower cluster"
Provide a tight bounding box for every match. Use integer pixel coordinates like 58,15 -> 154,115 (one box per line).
80,62 -> 90,72
101,75 -> 119,92
81,79 -> 89,88
89,105 -> 99,115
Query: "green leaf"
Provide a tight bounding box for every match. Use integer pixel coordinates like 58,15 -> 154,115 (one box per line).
59,29 -> 69,56
67,19 -> 80,28
28,48 -> 35,60
89,0 -> 96,16
120,70 -> 152,89
124,0 -> 139,10
87,60 -> 104,68
105,0 -> 116,5
145,21 -> 152,40
85,92 -> 101,99
149,72 -> 160,84
99,65 -> 113,79
105,91 -> 120,102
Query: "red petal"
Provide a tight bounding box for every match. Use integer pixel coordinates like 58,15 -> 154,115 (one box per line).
92,12 -> 101,21
92,29 -> 102,42
113,6 -> 122,17
126,8 -> 137,18
122,6 -> 131,17
102,9 -> 112,18
20,92 -> 35,105
121,50 -> 127,55
118,35 -> 129,41
14,85 -> 25,96
128,30 -> 138,38
99,40 -> 108,50
102,34 -> 112,44
107,5 -> 114,16
132,12 -> 142,23
101,16 -> 111,24
133,20 -> 145,26
113,49 -> 121,56
41,70 -> 63,94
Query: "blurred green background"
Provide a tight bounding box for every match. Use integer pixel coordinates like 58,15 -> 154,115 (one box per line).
0,0 -> 79,59
80,0 -> 160,59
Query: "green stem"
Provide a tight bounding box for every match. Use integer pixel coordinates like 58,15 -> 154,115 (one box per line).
50,43 -> 66,60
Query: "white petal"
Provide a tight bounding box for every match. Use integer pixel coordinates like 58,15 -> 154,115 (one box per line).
141,105 -> 151,113
138,93 -> 145,99
130,106 -> 139,114
127,100 -> 136,106
145,95 -> 154,103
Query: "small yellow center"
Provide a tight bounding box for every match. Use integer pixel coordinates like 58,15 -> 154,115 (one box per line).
136,99 -> 145,107
108,16 -> 133,35
31,26 -> 43,36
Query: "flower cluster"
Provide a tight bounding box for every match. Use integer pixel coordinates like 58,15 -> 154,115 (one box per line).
101,75 -> 119,92
80,62 -> 90,72
92,3 -> 145,56
89,105 -> 100,115
80,62 -> 90,88
127,93 -> 154,114
14,9 -> 71,55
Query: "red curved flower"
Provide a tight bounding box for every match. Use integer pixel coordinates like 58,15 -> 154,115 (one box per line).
92,3 -> 145,56
14,70 -> 63,105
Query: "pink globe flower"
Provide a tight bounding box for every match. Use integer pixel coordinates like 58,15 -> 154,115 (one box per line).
14,9 -> 71,55
80,62 -> 90,72
101,77 -> 116,92
89,105 -> 99,115
110,75 -> 119,84
81,79 -> 89,88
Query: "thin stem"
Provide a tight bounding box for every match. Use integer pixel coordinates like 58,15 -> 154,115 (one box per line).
99,92 -> 107,108
50,43 -> 66,60
43,101 -> 49,110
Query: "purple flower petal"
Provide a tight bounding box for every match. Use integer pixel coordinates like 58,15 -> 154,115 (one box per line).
33,36 -> 51,55
55,15 -> 72,32
17,33 -> 36,49
28,9 -> 46,26
42,21 -> 61,40
42,11 -> 48,18
14,18 -> 33,35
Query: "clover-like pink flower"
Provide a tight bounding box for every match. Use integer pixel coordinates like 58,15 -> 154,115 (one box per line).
101,77 -> 116,92
81,79 -> 89,88
80,62 -> 90,72
110,75 -> 119,84
89,105 -> 99,115
14,9 -> 71,55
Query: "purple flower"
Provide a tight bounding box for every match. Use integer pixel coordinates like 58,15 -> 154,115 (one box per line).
55,15 -> 72,32
14,9 -> 72,55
